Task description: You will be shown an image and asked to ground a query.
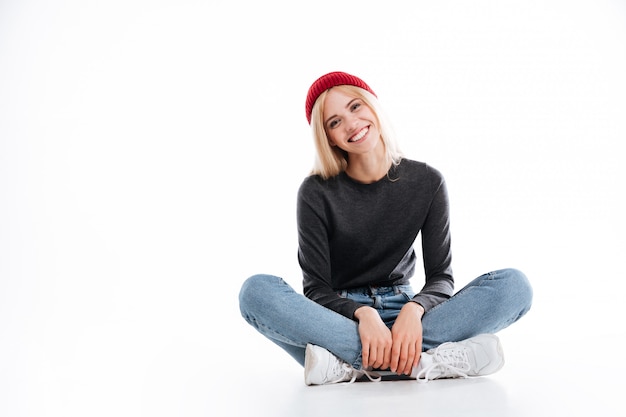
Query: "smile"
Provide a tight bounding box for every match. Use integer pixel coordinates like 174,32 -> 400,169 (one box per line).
349,127 -> 369,143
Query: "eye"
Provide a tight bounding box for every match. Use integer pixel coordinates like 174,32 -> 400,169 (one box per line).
350,101 -> 362,112
328,118 -> 341,129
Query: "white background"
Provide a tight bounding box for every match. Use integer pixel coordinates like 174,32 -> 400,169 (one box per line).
1,0 -> 625,416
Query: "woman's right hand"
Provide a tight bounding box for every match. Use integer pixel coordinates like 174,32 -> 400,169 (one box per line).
354,306 -> 393,370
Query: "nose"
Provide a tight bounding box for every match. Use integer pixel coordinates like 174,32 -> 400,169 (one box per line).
346,114 -> 360,132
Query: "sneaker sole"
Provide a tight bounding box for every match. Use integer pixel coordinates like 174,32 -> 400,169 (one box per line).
469,334 -> 505,376
304,344 -> 320,385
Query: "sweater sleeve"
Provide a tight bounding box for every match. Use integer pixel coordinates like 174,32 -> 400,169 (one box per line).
297,178 -> 364,320
411,167 -> 455,312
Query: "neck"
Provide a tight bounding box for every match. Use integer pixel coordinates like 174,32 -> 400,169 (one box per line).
345,151 -> 390,184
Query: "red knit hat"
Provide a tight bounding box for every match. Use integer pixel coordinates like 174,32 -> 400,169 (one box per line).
305,71 -> 376,124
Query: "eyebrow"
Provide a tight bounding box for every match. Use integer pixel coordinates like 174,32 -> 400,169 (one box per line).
324,98 -> 360,126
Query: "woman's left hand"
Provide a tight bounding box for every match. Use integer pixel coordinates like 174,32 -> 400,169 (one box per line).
389,302 -> 424,375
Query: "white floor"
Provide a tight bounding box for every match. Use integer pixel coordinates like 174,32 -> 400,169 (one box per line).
219,332 -> 623,417
221,338 -> 615,417
0,301 -> 622,417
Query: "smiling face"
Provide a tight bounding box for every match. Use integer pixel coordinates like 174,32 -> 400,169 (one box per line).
322,87 -> 382,157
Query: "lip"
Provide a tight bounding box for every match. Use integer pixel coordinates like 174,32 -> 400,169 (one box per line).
348,126 -> 369,143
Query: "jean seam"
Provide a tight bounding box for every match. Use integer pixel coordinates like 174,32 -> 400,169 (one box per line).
243,315 -> 308,348
426,272 -> 491,314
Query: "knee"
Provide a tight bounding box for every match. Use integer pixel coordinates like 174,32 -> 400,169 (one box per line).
496,268 -> 533,313
238,274 -> 281,316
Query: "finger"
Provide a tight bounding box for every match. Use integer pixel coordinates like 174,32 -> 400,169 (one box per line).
413,338 -> 423,369
382,345 -> 392,371
361,342 -> 370,369
389,343 -> 401,373
397,345 -> 410,375
400,343 -> 416,375
401,346 -> 420,376
370,346 -> 382,369
413,349 -> 422,369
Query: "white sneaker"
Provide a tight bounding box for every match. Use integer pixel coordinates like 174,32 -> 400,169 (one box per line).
304,344 -> 381,386
413,334 -> 505,382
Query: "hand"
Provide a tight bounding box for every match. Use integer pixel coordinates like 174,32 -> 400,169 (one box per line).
354,306 -> 393,370
389,302 -> 424,375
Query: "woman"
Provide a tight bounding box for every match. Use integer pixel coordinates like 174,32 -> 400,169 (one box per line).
239,71 -> 533,385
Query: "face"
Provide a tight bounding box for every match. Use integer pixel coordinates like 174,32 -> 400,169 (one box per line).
322,88 -> 382,156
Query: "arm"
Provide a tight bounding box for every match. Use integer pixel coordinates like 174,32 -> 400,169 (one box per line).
413,167 -> 454,311
390,167 -> 453,374
297,179 -> 363,319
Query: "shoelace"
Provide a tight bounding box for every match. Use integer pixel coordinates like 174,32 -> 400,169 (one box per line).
355,369 -> 382,383
415,342 -> 472,383
329,363 -> 382,384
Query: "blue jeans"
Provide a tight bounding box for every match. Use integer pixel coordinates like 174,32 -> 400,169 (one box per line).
238,268 -> 532,370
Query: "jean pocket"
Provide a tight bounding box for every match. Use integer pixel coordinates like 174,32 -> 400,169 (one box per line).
382,292 -> 413,310
395,285 -> 415,300
401,291 -> 415,301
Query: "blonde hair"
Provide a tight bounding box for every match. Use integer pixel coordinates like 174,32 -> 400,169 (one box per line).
309,85 -> 403,179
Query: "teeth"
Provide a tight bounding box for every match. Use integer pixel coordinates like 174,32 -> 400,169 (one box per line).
350,127 -> 368,142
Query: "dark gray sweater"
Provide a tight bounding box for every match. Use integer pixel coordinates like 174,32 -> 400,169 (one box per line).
297,158 -> 454,320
